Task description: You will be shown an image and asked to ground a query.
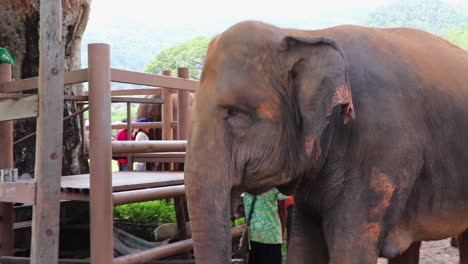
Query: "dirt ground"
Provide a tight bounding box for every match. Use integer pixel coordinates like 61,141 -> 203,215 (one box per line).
377,239 -> 459,264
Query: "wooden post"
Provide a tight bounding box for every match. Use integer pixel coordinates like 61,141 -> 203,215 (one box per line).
30,0 -> 64,263
79,103 -> 86,158
126,102 -> 133,171
162,70 -> 173,171
174,68 -> 190,248
162,70 -> 173,141
177,68 -> 190,140
88,43 -> 113,264
0,63 -> 14,257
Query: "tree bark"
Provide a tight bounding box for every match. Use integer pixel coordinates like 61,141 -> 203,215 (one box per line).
0,0 -> 90,175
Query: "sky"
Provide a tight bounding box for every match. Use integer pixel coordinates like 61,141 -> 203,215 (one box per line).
88,0 -> 399,28
86,0 -> 466,39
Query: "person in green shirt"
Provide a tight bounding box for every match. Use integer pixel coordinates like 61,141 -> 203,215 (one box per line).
244,188 -> 289,264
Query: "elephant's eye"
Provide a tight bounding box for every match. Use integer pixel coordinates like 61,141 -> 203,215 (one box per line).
227,108 -> 238,117
223,106 -> 254,133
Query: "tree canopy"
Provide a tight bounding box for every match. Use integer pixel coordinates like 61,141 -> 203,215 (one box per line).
144,36 -> 214,79
364,0 -> 468,36
447,25 -> 468,49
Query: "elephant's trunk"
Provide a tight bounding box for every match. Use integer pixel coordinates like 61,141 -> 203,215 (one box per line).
185,118 -> 234,263
185,169 -> 233,263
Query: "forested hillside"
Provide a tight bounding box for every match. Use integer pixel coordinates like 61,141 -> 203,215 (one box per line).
81,0 -> 467,122
81,0 -> 466,82
364,0 -> 468,35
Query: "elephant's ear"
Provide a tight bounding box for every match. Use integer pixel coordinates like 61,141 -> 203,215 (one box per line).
280,36 -> 355,129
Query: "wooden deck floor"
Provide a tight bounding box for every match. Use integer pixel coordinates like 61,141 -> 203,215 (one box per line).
0,172 -> 184,203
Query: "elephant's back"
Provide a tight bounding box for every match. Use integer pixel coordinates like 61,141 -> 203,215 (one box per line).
318,25 -> 468,97
136,93 -> 163,121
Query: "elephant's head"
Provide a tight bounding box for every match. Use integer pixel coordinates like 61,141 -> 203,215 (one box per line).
185,21 -> 354,263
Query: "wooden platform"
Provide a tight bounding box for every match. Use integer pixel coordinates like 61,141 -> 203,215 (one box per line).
127,152 -> 186,163
59,171 -> 184,201
61,171 -> 183,192
0,170 -> 184,203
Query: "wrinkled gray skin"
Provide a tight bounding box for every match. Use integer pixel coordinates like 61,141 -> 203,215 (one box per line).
184,21 -> 468,264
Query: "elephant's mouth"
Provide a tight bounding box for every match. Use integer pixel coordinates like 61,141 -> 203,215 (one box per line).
244,183 -> 275,196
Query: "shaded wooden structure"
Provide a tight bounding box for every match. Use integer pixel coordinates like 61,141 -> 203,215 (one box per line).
0,13 -> 245,264
0,3 -> 246,263
0,42 -> 203,263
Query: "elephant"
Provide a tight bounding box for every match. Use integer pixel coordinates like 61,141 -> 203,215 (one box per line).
136,92 -> 193,140
136,92 -> 175,140
184,20 -> 468,264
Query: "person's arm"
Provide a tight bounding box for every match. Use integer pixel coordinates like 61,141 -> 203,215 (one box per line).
273,188 -> 289,200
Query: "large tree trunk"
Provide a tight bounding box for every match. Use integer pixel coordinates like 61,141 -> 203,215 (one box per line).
0,0 -> 90,175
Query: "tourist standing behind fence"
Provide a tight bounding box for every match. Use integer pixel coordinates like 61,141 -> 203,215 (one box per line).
243,188 -> 289,264
134,117 -> 150,171
115,118 -> 134,171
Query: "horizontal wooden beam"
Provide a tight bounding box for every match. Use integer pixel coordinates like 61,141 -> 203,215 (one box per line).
113,185 -> 185,206
109,89 -> 162,96
0,93 -> 30,99
63,95 -> 165,104
13,221 -> 32,230
113,152 -> 185,163
112,140 -> 186,154
108,121 -> 178,130
113,225 -> 245,264
0,94 -> 165,105
110,97 -> 164,104
0,68 -> 198,93
0,95 -> 38,121
85,88 -> 166,96
60,191 -> 90,201
0,257 -> 212,264
0,256 -> 243,264
0,69 -> 88,93
0,182 -> 36,204
111,69 -> 198,92
0,257 -> 91,264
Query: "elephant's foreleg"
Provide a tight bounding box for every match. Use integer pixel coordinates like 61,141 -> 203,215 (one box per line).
458,229 -> 468,264
287,203 -> 328,264
388,241 -> 421,264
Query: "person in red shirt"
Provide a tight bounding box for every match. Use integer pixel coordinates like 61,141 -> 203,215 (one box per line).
115,119 -> 134,171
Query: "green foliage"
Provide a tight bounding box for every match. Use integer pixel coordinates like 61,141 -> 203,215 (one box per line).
447,25 -> 468,49
111,103 -> 139,123
364,0 -> 468,36
144,36 -> 214,79
233,217 -> 245,226
114,200 -> 176,226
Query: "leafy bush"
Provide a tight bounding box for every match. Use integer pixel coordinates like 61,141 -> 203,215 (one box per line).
233,217 -> 245,226
114,200 -> 176,226
114,200 -> 177,241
